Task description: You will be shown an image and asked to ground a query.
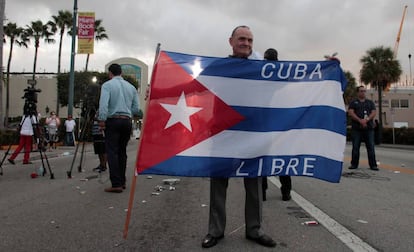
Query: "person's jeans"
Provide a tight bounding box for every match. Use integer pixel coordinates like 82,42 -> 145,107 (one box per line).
351,129 -> 377,168
105,118 -> 132,188
65,132 -> 74,146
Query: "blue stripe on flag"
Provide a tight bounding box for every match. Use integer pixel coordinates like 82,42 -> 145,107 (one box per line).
230,106 -> 347,135
164,51 -> 346,84
139,155 -> 343,183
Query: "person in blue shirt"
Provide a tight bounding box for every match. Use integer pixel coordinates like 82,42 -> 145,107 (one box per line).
98,63 -> 140,193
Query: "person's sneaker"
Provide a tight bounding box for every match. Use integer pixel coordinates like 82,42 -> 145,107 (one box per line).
348,166 -> 357,169
370,166 -> 379,171
93,165 -> 106,172
8,159 -> 15,165
23,161 -> 33,165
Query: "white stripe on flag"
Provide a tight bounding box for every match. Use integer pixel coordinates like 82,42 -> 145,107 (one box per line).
179,129 -> 345,162
197,76 -> 345,110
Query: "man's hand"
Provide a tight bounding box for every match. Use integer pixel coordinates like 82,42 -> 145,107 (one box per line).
98,121 -> 106,131
360,118 -> 368,128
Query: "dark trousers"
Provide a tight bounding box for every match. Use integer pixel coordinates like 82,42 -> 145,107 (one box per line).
208,177 -> 263,238
262,176 -> 292,200
105,118 -> 131,188
279,176 -> 292,196
351,129 -> 377,168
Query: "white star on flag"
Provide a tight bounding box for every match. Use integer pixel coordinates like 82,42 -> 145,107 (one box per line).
160,92 -> 203,132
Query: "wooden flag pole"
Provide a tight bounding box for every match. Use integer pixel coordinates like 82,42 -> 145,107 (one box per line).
123,43 -> 161,239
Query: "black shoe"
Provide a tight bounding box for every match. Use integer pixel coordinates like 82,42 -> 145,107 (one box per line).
93,165 -> 106,172
370,167 -> 379,171
282,193 -> 291,201
104,187 -> 123,193
246,234 -> 276,247
348,166 -> 357,170
201,234 -> 224,248
8,159 -> 15,165
23,161 -> 33,165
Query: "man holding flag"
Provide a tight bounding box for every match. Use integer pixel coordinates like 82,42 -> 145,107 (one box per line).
134,25 -> 347,247
201,25 -> 276,249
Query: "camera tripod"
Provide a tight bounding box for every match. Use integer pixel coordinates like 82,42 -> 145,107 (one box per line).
0,144 -> 12,176
67,106 -> 95,178
0,114 -> 54,179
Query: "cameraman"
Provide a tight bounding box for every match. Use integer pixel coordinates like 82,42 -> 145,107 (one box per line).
8,114 -> 39,165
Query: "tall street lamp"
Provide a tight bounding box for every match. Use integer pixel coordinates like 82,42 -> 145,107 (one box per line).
68,0 -> 78,116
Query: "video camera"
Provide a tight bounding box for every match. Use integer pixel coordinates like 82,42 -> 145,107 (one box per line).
22,82 -> 41,116
81,83 -> 100,118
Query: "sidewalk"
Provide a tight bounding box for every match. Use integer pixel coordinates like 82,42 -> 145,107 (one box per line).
1,143 -> 90,165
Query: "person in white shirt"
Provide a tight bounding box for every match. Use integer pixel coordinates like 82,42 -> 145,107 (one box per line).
45,111 -> 61,150
64,115 -> 76,146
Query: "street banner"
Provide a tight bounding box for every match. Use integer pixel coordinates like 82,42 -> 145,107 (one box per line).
136,51 -> 347,182
77,12 -> 95,54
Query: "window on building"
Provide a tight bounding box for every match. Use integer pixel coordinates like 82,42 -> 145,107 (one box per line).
400,99 -> 409,108
391,99 -> 409,108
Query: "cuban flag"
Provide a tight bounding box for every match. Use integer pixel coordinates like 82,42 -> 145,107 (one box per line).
136,51 -> 347,183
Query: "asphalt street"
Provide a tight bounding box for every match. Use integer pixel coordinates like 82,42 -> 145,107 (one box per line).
0,140 -> 413,251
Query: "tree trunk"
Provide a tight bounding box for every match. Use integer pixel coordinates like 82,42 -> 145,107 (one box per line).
5,40 -> 13,128
56,31 -> 64,115
33,43 -> 39,80
377,81 -> 384,145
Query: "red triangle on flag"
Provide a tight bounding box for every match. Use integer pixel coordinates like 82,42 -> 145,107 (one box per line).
136,52 -> 244,173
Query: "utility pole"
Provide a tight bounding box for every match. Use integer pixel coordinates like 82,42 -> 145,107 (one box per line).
409,53 -> 412,86
68,0 -> 78,116
0,0 -> 5,129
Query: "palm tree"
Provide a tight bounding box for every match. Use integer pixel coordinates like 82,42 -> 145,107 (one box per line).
48,10 -> 73,114
85,19 -> 108,71
360,46 -> 402,143
49,10 -> 72,74
343,71 -> 357,105
25,20 -> 55,80
3,22 -> 29,127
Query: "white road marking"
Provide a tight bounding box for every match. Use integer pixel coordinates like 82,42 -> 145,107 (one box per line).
268,177 -> 377,252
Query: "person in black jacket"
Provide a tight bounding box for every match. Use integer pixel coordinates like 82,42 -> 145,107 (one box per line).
348,86 -> 378,170
262,48 -> 292,202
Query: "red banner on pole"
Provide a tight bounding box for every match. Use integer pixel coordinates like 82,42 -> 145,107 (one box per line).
77,12 -> 95,54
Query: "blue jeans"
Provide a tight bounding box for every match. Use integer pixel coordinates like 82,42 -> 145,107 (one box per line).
105,118 -> 132,188
351,129 -> 377,168
65,132 -> 75,146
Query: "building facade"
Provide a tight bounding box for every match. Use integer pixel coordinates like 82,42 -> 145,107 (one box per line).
2,57 -> 149,120
366,87 -> 414,128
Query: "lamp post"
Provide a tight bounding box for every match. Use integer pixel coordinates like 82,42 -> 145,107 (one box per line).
409,54 -> 412,86
68,0 -> 78,116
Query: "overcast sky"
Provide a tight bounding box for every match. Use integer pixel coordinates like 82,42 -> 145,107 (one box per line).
3,0 -> 413,84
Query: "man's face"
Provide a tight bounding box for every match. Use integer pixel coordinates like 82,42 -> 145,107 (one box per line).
358,88 -> 367,99
229,27 -> 253,58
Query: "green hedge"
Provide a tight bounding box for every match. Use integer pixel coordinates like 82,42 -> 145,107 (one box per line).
347,127 -> 414,145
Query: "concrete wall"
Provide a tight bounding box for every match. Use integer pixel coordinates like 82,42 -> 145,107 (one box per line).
4,74 -> 78,119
